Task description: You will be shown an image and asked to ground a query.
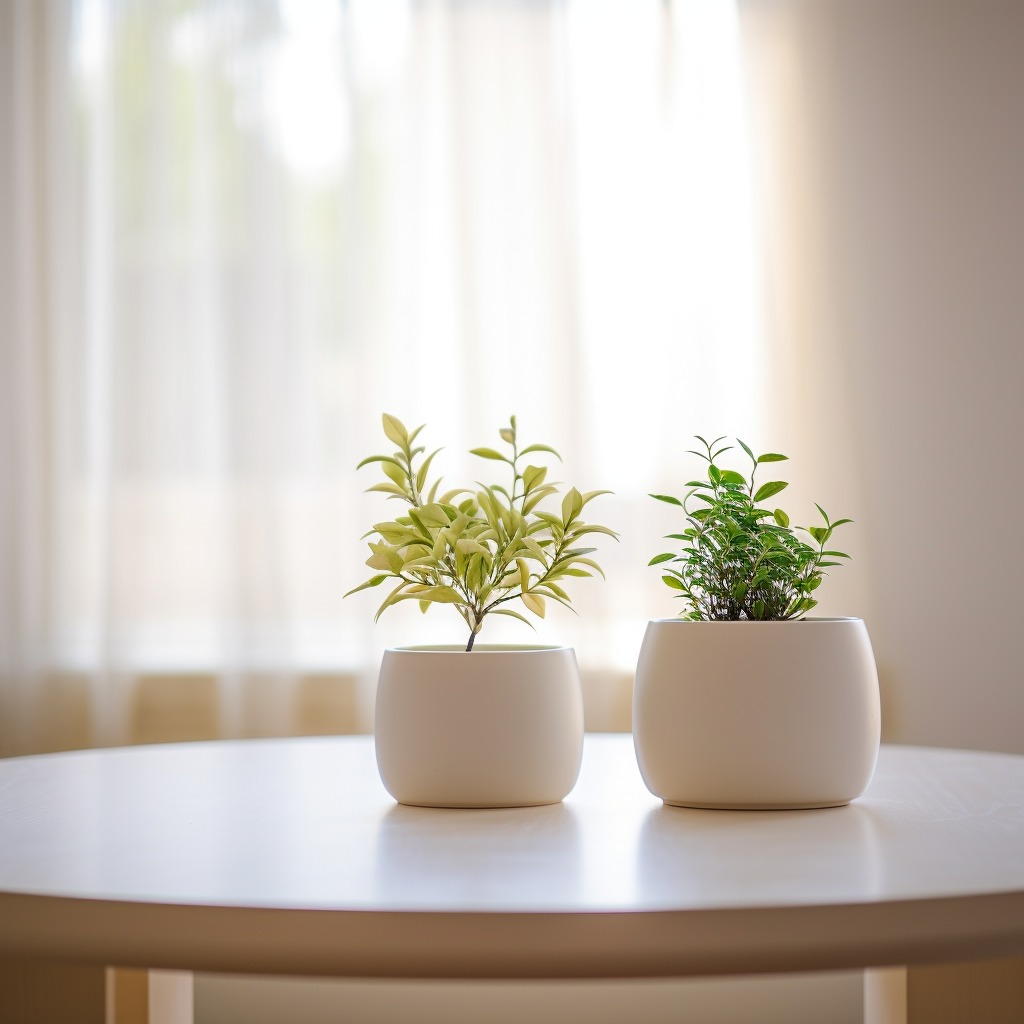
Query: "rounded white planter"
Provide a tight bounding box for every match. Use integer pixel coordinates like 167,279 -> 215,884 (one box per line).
632,617 -> 880,809
375,645 -> 584,808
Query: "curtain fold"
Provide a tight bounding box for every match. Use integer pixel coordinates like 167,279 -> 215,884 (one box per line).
0,0 -> 827,754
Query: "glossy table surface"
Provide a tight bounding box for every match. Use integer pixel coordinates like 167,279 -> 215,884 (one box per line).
1,735 -> 1024,978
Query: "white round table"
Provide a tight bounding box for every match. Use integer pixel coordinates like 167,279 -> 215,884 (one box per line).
1,733 -> 1023,985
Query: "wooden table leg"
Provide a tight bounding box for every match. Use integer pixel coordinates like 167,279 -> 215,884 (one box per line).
865,965 -> 907,1024
146,970 -> 193,1024
866,958 -> 1024,1024
108,968 -> 149,1023
0,961 -> 191,1024
108,969 -> 193,1024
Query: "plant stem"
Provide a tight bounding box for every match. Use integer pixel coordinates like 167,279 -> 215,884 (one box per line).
465,630 -> 477,652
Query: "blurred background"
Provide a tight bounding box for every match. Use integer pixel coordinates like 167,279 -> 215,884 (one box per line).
1,1 -> 1023,1020
1,0 -> 1023,764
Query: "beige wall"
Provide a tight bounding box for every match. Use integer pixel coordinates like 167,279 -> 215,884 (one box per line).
822,0 -> 1024,753
745,0 -> 1024,755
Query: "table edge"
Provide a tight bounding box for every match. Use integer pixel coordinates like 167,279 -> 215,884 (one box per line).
3,889 -> 1024,978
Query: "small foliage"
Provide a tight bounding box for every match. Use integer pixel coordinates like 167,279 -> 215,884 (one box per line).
347,414 -> 617,650
649,436 -> 851,620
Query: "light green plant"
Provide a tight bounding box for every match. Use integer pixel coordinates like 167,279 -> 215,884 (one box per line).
346,414 -> 618,651
649,436 -> 851,620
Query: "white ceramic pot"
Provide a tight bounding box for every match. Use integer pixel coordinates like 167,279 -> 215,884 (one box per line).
374,644 -> 584,808
632,617 -> 880,809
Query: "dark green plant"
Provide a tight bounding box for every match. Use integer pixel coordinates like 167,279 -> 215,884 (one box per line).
649,436 -> 851,620
346,414 -> 617,651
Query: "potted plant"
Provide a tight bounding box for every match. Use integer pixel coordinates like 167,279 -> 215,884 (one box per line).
632,436 -> 880,809
347,414 -> 616,808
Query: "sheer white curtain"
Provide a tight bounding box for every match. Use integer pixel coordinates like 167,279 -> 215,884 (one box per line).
0,0 -> 775,753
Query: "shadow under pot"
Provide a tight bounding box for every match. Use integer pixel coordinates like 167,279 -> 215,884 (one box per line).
632,617 -> 881,809
374,645 -> 584,808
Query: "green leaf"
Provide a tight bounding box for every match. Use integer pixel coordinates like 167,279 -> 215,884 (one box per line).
757,453 -> 789,463
343,574 -> 389,598
569,524 -> 619,540
557,546 -> 598,559
581,489 -> 613,507
365,482 -> 408,497
416,448 -> 442,492
475,490 -> 499,530
737,439 -> 756,463
470,447 -> 508,462
405,508 -> 433,540
519,443 -> 562,461
516,557 -> 531,587
364,550 -> 391,570
382,413 -> 409,449
499,427 -> 515,444
521,537 -> 548,562
500,570 -> 523,590
808,526 -> 828,543
753,480 -> 789,502
374,582 -> 412,621
456,538 -> 490,557
565,556 -> 606,578
414,504 -> 448,529
522,465 -> 548,492
416,586 -> 464,604
523,485 -> 558,514
356,454 -> 405,470
649,493 -> 683,506
830,518 -> 854,528
382,460 -> 408,486
490,608 -> 536,629
373,521 -> 413,539
662,575 -> 685,591
532,510 -> 562,529
383,546 -> 408,574
543,580 -> 571,600
521,592 -> 546,617
773,508 -> 790,528
649,553 -> 675,565
720,470 -> 747,486
561,487 -> 584,525
708,465 -> 722,485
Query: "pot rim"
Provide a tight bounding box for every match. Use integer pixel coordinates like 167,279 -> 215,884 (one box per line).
385,643 -> 573,654
647,616 -> 863,625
